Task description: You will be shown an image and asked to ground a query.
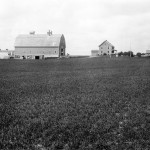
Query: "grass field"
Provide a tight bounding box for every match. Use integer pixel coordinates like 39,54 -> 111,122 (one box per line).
0,57 -> 150,149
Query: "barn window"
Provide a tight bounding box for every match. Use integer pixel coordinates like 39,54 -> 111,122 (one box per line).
108,51 -> 109,53
108,46 -> 109,49
55,51 -> 56,53
101,47 -> 103,49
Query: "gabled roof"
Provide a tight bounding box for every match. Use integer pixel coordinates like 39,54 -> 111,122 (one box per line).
99,40 -> 114,47
14,34 -> 63,47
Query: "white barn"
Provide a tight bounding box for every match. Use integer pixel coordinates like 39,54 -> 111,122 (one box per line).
14,31 -> 66,59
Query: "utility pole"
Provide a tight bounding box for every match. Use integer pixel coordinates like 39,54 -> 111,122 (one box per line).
130,41 -> 131,57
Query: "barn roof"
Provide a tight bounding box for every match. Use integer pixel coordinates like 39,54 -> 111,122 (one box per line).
99,40 -> 114,47
14,34 -> 63,47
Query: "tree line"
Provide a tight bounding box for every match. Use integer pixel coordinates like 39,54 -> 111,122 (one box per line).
118,51 -> 144,57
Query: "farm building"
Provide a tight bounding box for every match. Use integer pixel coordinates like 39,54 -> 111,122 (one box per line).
0,50 -> 14,59
91,40 -> 117,57
146,50 -> 150,54
143,50 -> 150,57
99,40 -> 117,56
14,31 -> 66,59
91,50 -> 99,57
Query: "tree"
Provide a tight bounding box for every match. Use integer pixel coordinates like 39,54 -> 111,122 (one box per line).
123,51 -> 134,57
123,51 -> 128,56
136,52 -> 141,57
118,51 -> 123,56
128,51 -> 134,57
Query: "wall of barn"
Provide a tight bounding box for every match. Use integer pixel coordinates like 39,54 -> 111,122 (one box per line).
15,47 -> 59,59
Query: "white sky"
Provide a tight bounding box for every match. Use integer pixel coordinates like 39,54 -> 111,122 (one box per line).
0,0 -> 150,55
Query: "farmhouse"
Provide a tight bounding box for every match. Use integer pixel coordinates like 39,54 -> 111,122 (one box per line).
99,40 -> 117,56
14,31 -> 66,59
91,40 -> 117,57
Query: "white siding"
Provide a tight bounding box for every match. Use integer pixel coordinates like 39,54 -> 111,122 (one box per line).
99,41 -> 114,55
15,47 -> 59,58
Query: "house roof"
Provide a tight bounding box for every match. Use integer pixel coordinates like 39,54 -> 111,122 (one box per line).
14,34 -> 63,47
99,40 -> 114,47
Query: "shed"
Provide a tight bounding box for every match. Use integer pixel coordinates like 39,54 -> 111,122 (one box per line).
91,50 -> 99,56
0,51 -> 9,59
146,50 -> 150,54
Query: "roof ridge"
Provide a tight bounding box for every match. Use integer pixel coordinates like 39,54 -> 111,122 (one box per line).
99,40 -> 114,47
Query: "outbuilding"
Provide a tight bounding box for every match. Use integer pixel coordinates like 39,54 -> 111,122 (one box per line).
0,51 -> 9,59
14,31 -> 66,59
91,50 -> 99,57
0,50 -> 14,59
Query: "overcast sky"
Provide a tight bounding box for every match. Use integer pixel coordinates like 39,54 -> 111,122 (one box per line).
0,0 -> 150,55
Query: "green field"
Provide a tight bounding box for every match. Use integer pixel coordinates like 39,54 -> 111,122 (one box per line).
0,57 -> 150,149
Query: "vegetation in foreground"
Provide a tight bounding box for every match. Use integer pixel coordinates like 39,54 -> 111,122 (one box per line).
0,57 -> 150,150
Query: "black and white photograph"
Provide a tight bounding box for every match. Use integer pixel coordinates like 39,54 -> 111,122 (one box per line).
0,0 -> 150,149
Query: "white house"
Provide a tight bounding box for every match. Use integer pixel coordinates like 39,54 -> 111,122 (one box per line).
91,40 -> 117,57
98,40 -> 117,56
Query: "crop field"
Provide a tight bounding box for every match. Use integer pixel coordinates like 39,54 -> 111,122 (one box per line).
0,57 -> 150,149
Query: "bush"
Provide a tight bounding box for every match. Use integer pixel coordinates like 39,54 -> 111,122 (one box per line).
136,52 -> 142,57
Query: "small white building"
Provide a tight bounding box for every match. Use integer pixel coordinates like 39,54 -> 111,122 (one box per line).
0,50 -> 14,59
143,50 -> 150,57
146,50 -> 150,54
91,50 -> 99,57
